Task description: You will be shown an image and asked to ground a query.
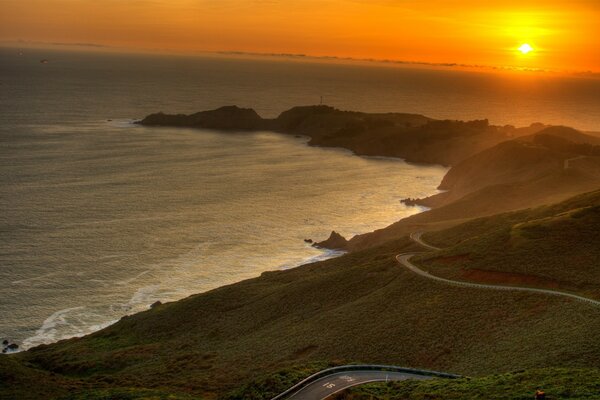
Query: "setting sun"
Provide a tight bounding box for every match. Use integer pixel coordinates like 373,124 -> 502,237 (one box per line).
1,0 -> 599,72
518,43 -> 534,54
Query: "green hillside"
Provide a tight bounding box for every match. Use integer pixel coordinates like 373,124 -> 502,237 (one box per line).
336,368 -> 600,400
417,190 -> 600,298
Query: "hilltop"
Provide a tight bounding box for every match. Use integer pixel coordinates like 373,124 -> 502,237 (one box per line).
426,126 -> 600,206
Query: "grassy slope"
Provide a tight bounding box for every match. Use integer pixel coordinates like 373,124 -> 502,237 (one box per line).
416,190 -> 600,298
2,227 -> 600,399
336,368 -> 600,400
346,169 -> 600,252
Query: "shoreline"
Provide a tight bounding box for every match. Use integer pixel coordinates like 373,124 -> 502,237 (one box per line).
11,122 -> 444,352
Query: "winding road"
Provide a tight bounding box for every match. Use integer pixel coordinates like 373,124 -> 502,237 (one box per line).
398,232 -> 600,307
271,365 -> 460,400
286,369 -> 431,400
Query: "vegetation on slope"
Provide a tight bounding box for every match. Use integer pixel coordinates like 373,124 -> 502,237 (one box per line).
222,366 -> 600,400
416,190 -> 600,298
336,368 -> 600,400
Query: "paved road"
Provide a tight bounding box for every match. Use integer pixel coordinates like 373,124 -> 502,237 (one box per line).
398,232 -> 600,307
409,232 -> 441,250
286,370 -> 433,400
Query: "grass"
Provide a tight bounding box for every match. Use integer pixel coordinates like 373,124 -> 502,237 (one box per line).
221,362 -> 333,400
59,389 -> 198,400
416,190 -> 600,298
335,368 -> 600,400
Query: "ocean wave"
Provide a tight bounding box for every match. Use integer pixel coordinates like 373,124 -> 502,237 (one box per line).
12,272 -> 60,285
105,119 -> 139,128
21,306 -> 86,350
278,248 -> 346,270
21,306 -> 120,351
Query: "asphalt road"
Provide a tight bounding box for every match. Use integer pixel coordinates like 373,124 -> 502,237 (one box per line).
286,370 -> 433,400
398,232 -> 600,307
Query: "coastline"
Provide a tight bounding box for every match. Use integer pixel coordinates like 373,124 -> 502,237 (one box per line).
16,104 -> 597,352
4,108 -> 599,399
12,122 -> 445,351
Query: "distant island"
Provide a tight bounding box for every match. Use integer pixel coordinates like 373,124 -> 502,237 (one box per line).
2,105 -> 600,400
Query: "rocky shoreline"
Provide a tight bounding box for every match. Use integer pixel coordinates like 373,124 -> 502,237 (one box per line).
2,339 -> 19,354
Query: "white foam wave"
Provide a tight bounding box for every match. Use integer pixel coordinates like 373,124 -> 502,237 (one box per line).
21,306 -> 85,350
12,272 -> 60,285
279,248 -> 346,270
105,119 -> 139,128
127,285 -> 162,307
116,269 -> 152,286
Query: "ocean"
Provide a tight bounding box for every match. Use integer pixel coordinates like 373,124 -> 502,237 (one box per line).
1,48 -> 598,349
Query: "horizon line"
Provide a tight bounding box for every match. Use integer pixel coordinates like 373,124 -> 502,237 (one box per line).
2,40 -> 599,78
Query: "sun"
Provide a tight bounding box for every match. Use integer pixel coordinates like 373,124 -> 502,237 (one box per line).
518,43 -> 534,54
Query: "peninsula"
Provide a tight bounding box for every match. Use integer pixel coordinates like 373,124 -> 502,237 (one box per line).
138,105 -> 550,165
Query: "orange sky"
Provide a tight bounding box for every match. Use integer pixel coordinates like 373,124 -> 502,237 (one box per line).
1,0 -> 598,72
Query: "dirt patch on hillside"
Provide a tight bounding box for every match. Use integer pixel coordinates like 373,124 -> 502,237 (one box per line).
429,254 -> 471,264
461,268 -> 561,289
291,345 -> 318,359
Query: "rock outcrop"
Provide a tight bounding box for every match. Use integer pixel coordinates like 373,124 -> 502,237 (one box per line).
2,341 -> 19,353
313,231 -> 348,250
150,301 -> 162,309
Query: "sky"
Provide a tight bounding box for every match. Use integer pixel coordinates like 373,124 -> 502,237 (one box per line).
1,0 -> 599,72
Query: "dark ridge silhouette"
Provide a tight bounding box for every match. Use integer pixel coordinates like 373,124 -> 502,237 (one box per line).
138,105 -> 555,166
140,105 -> 264,130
